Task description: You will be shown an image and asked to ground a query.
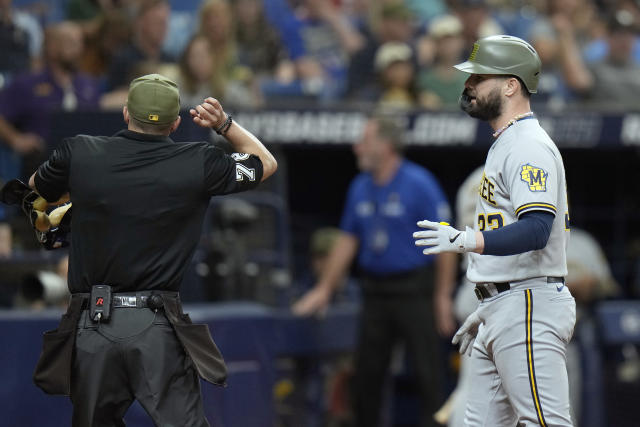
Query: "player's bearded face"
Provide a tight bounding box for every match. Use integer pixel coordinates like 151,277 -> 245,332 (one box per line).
459,85 -> 502,121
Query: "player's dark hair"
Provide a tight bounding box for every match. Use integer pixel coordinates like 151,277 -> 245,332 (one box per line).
513,76 -> 531,99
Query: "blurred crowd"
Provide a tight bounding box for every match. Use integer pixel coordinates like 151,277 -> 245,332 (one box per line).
1,0 -> 639,111
1,0 -> 640,300
0,0 -> 638,176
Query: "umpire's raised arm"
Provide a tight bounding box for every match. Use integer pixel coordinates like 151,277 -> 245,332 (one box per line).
18,73 -> 280,426
190,97 -> 277,182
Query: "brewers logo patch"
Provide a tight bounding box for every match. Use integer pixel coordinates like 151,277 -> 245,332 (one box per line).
520,164 -> 547,192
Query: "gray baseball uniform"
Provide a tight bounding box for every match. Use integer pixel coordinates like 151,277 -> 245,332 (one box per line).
464,117 -> 576,427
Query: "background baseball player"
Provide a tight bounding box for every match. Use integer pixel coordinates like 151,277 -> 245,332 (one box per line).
413,35 -> 576,426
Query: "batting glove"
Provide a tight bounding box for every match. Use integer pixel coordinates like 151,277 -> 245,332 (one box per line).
452,310 -> 482,356
413,220 -> 477,255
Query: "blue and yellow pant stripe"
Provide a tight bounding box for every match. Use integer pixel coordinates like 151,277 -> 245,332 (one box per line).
525,289 -> 547,426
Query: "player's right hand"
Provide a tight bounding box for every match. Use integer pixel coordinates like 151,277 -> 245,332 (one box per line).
190,97 -> 227,129
414,220 -> 477,255
452,310 -> 482,356
292,286 -> 332,317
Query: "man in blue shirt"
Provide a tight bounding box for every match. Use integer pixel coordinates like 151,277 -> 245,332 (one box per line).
293,115 -> 456,427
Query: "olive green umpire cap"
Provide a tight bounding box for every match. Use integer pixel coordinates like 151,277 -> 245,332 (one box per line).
454,35 -> 542,93
127,74 -> 180,125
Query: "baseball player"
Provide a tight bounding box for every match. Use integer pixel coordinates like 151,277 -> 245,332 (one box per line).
413,35 -> 576,426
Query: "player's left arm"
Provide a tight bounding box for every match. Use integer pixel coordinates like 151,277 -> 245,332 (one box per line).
476,210 -> 554,255
478,143 -> 562,255
415,145 -> 561,256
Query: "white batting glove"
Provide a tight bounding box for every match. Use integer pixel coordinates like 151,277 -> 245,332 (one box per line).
452,311 -> 482,356
413,220 -> 477,255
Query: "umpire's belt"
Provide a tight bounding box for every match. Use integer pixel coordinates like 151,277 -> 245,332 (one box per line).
112,292 -> 174,309
474,276 -> 565,301
33,291 -> 228,397
78,290 -> 176,309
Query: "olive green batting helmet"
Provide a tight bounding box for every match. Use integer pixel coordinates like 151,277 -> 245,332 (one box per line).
454,35 -> 542,93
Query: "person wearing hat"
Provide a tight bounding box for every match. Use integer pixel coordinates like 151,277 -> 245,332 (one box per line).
418,14 -> 468,109
413,35 -> 575,426
26,73 -> 277,426
374,41 -> 418,110
346,1 -> 416,101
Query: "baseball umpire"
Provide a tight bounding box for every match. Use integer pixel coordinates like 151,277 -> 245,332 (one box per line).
24,74 -> 277,426
413,36 -> 576,426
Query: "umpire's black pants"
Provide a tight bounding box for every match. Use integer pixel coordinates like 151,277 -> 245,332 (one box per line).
352,266 -> 443,427
71,307 -> 209,427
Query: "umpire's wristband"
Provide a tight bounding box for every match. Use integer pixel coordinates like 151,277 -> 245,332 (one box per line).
214,114 -> 233,135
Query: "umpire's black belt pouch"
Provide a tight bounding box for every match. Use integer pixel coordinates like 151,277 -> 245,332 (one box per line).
161,294 -> 228,387
33,294 -> 85,395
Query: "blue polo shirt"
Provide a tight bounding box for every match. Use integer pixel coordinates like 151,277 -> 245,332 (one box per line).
340,160 -> 451,275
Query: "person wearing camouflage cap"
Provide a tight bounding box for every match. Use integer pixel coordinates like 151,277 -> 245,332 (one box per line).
455,34 -> 542,93
454,35 -> 541,122
25,73 -> 277,426
125,73 -> 182,128
413,35 -> 575,426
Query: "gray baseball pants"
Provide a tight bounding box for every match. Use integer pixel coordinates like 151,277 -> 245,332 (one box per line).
464,279 -> 576,426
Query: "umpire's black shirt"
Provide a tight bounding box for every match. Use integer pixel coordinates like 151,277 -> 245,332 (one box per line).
34,129 -> 263,293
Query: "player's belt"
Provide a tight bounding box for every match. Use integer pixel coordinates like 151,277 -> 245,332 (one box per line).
474,277 -> 564,301
474,282 -> 510,301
